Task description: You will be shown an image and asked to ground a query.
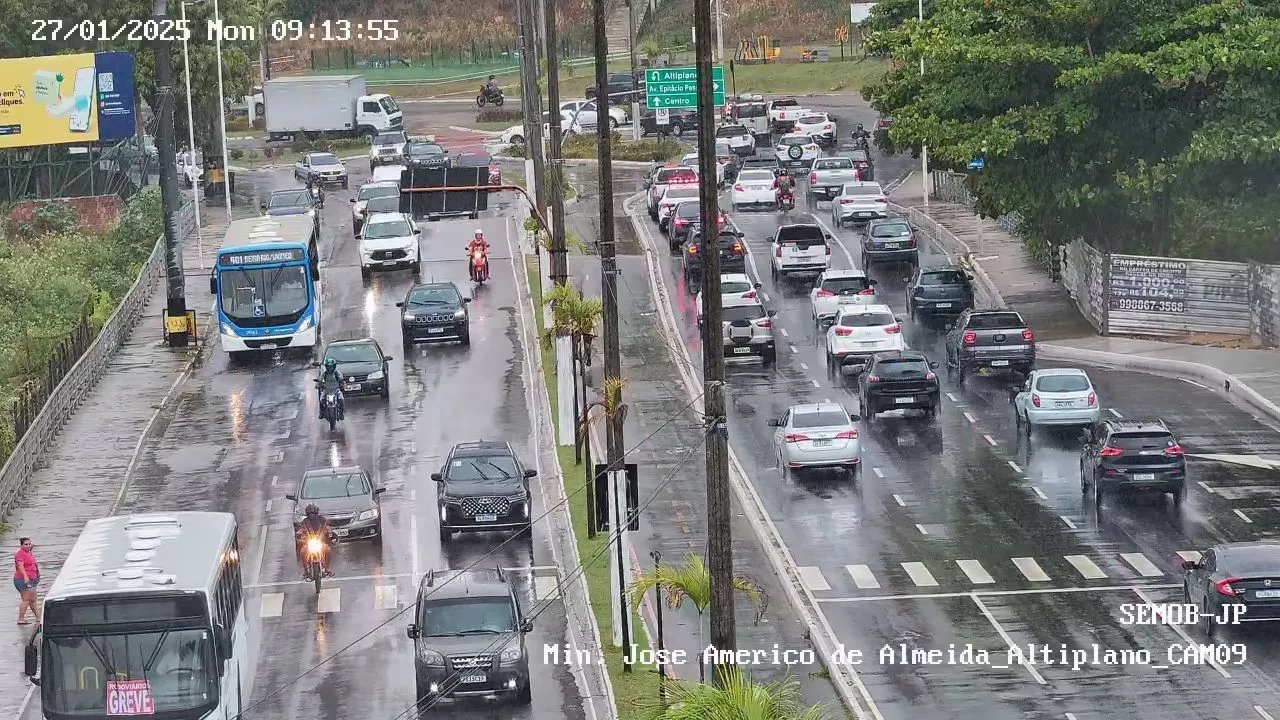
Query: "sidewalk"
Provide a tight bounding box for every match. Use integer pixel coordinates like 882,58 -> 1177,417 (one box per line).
890,180 -> 1280,425
0,208 -> 232,716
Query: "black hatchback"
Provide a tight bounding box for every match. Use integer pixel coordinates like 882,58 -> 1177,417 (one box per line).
1183,542 -> 1280,635
398,282 -> 472,346
321,339 -> 392,399
1081,420 -> 1187,506
905,265 -> 974,319
683,229 -> 747,283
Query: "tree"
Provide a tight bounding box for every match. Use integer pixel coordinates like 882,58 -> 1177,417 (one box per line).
644,665 -> 831,720
628,553 -> 767,682
863,0 -> 1280,263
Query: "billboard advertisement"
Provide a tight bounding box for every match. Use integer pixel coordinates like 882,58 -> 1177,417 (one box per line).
0,51 -> 137,149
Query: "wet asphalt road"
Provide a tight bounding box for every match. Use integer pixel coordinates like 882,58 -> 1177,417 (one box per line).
21,165 -> 588,720
620,130 -> 1280,716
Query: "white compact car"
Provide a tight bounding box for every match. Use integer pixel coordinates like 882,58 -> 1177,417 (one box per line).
831,181 -> 889,226
696,273 -> 762,327
792,112 -> 837,145
560,100 -> 626,130
810,269 -> 880,324
359,212 -> 421,278
657,185 -> 700,231
680,152 -> 724,187
824,304 -> 905,377
500,112 -> 585,145
1013,368 -> 1102,433
775,133 -> 820,169
371,164 -> 407,186
730,169 -> 779,211
769,402 -> 863,478
715,124 -> 755,155
351,181 -> 401,237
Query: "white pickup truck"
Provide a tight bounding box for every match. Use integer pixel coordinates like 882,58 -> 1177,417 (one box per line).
767,98 -> 809,134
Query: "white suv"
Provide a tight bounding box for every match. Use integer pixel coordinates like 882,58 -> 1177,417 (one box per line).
359,212 -> 421,278
824,304 -> 905,379
369,130 -> 407,171
809,269 -> 879,325
770,224 -> 831,281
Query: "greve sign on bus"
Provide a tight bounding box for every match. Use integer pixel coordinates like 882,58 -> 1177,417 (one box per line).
107,679 -> 155,716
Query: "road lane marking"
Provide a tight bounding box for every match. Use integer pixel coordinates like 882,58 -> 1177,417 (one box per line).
1061,516 -> 1077,529
761,292 -> 771,302
411,500 -> 421,581
901,562 -> 938,587
259,592 -> 284,618
1032,486 -> 1048,500
246,572 -> 416,589
956,559 -> 995,584
817,582 -> 1181,603
963,411 -> 976,423
1012,557 -> 1050,582
1235,509 -> 1253,523
892,493 -> 905,506
1107,408 -> 1122,418
811,379 -> 820,387
271,475 -> 278,487
915,523 -> 928,535
1064,555 -> 1107,580
1007,460 -> 1022,473
945,392 -> 959,403
374,584 -> 398,610
1131,586 -> 1230,678
535,575 -> 561,601
873,467 -> 885,478
800,362 -> 809,370
846,565 -> 881,589
1120,552 -> 1164,577
983,434 -> 998,446
807,214 -> 857,266
1066,713 -> 1079,720
1177,550 -> 1202,563
971,594 -> 1048,684
780,328 -> 789,337
317,588 -> 341,613
1255,706 -> 1275,720
1198,481 -> 1217,495
798,566 -> 831,591
790,344 -> 799,353
265,499 -> 272,512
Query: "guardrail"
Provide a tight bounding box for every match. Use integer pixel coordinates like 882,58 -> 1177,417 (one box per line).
0,202 -> 196,521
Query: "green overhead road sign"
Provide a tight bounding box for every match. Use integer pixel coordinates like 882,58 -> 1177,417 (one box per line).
645,66 -> 725,109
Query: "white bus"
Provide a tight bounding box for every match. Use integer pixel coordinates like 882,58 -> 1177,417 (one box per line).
41,513 -> 255,720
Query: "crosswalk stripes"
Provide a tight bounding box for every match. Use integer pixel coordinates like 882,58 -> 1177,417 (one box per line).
1064,555 -> 1107,580
1121,552 -> 1164,577
956,559 -> 995,584
799,566 -> 832,592
901,562 -> 938,587
1012,557 -> 1050,582
1177,550 -> 1202,563
317,588 -> 341,613
374,585 -> 398,610
257,571 -> 566,618
260,592 -> 285,618
845,564 -> 880,589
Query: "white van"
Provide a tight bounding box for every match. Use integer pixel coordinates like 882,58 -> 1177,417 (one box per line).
371,164 -> 407,186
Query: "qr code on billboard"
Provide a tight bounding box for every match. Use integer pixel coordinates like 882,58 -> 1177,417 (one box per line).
98,73 -> 114,93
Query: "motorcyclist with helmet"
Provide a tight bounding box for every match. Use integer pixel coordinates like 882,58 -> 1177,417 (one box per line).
305,173 -> 325,207
483,75 -> 502,101
316,357 -> 344,420
466,228 -> 491,281
851,123 -> 872,149
773,168 -> 795,207
296,504 -> 335,577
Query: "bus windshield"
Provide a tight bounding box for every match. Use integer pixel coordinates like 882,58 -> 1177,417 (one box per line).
219,264 -> 310,325
43,628 -> 218,716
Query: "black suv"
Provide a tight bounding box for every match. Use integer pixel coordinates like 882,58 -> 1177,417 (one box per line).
683,229 -> 747,283
433,441 -> 537,542
398,282 -> 471,346
904,265 -> 974,319
407,568 -> 533,705
857,351 -> 942,422
1081,420 -> 1187,507
640,109 -> 699,136
320,339 -> 392,399
861,216 -> 920,268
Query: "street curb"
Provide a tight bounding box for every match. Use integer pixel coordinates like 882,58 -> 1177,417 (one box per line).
1038,343 -> 1280,426
493,155 -> 654,169
623,191 -> 882,719
447,125 -> 504,138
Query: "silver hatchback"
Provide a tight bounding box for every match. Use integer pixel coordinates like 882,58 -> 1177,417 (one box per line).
768,402 -> 863,478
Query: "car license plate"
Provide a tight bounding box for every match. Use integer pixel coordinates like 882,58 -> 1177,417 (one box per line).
1256,590 -> 1280,599
259,343 -> 277,350
382,259 -> 398,266
895,397 -> 914,404
856,212 -> 872,217
990,360 -> 1010,366
344,383 -> 361,391
733,347 -> 752,354
427,327 -> 445,334
475,514 -> 498,522
460,674 -> 487,684
1133,473 -> 1156,481
811,439 -> 832,447
935,302 -> 952,308
883,243 -> 901,249
1056,401 -> 1073,408
839,297 -> 861,304
333,528 -> 348,537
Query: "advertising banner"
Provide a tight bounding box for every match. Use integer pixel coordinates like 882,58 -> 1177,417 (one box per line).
0,51 -> 137,149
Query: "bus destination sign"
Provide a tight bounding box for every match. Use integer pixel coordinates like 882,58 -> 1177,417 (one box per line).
223,248 -> 305,265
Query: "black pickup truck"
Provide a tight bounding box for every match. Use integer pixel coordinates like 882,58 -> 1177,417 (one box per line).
944,308 -> 1036,383
586,72 -> 643,104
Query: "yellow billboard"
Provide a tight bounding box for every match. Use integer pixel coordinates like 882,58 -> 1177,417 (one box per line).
0,52 -> 137,149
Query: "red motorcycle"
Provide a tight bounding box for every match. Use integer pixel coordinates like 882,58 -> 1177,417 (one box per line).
776,188 -> 795,212
469,247 -> 490,284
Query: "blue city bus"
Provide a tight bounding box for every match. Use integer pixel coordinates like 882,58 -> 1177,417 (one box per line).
209,215 -> 321,355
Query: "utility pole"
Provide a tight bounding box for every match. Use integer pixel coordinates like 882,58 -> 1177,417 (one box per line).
594,0 -> 631,672
153,0 -> 190,348
694,0 -> 735,685
628,0 -> 641,142
545,0 -> 568,285
517,0 -> 548,220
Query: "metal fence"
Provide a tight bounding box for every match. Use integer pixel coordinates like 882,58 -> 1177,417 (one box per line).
0,202 -> 195,521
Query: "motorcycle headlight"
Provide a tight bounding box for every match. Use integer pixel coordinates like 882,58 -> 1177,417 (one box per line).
358,508 -> 379,521
499,645 -> 522,663
367,370 -> 385,380
419,648 -> 445,665
305,537 -> 324,554
453,309 -> 466,319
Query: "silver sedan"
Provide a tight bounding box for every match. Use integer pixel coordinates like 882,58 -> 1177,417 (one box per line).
1013,368 -> 1102,434
768,402 -> 863,478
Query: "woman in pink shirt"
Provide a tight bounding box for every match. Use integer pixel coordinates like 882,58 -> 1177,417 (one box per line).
14,537 -> 40,625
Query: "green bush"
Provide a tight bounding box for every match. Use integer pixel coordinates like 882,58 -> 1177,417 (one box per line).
502,135 -> 684,163
476,108 -> 523,123
288,135 -> 368,154
229,148 -> 245,160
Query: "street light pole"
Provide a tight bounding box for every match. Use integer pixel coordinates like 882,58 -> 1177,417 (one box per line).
628,0 -> 640,141
213,0 -> 232,215
918,0 -> 929,207
180,0 -> 203,270
714,0 -> 724,63
151,0 -> 189,347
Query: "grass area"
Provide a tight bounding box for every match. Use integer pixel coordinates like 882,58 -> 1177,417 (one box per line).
0,193 -> 163,460
365,60 -> 631,99
728,58 -> 890,94
313,59 -> 520,83
471,120 -> 518,132
525,257 -> 659,720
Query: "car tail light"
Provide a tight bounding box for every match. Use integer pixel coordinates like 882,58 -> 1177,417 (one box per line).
741,290 -> 757,300
836,429 -> 858,439
734,184 -> 744,191
925,371 -> 936,380
784,433 -> 809,443
962,331 -> 977,345
809,173 -> 818,184
867,375 -> 880,383
826,244 -> 832,255
1164,443 -> 1185,457
756,319 -> 772,328
674,218 -> 686,226
840,198 -> 855,204
1031,393 -> 1040,407
1022,329 -> 1034,341
858,287 -> 874,295
793,125 -> 802,132
732,242 -> 743,253
816,289 -> 834,297
823,123 -> 833,130
775,246 -> 783,258
885,324 -> 901,334
1099,445 -> 1123,457
834,326 -> 852,336
1087,392 -> 1096,406
907,238 -> 917,247
875,198 -> 887,203
1216,578 -> 1240,597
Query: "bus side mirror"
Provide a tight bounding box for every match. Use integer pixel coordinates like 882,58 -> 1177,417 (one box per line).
407,624 -> 419,639
285,493 -> 297,501
209,277 -> 218,294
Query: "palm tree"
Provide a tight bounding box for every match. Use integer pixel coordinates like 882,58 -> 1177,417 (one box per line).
637,38 -> 665,66
628,553 -> 768,682
646,665 -> 832,720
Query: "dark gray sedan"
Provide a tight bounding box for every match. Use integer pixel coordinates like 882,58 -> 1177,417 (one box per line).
321,339 -> 392,399
288,466 -> 385,542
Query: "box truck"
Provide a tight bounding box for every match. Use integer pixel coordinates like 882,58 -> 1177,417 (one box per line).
264,75 -> 403,142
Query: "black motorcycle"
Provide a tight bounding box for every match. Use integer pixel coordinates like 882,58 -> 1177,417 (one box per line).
299,532 -> 329,594
317,383 -> 344,431
851,131 -> 871,152
476,86 -> 505,107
